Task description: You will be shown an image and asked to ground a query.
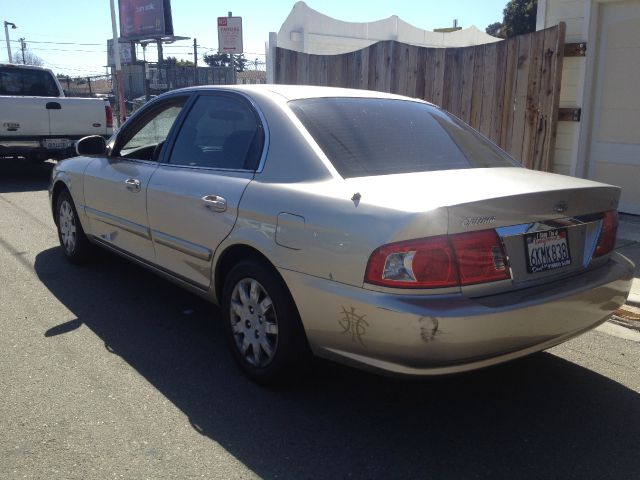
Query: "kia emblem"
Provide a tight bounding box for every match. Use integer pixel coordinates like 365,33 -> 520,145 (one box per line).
554,201 -> 568,213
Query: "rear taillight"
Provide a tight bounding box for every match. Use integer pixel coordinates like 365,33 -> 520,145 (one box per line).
365,229 -> 510,289
451,230 -> 510,285
365,237 -> 459,288
594,210 -> 618,257
105,105 -> 113,128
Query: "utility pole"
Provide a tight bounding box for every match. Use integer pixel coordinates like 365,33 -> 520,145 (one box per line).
109,0 -> 127,126
193,38 -> 198,85
157,40 -> 163,67
141,41 -> 150,100
156,39 -> 164,89
3,21 -> 17,63
19,37 -> 26,64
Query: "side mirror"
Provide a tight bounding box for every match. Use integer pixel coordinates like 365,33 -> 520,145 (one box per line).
76,135 -> 107,156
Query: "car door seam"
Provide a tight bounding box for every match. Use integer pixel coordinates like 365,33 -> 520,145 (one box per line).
151,229 -> 212,261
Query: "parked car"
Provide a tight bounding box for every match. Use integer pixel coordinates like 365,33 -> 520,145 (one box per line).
49,85 -> 634,384
0,63 -> 113,162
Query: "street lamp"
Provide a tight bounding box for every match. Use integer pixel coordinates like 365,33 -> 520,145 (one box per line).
4,20 -> 17,63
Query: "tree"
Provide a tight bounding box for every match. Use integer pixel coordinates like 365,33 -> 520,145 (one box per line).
485,21 -> 504,38
234,54 -> 249,72
503,0 -> 538,37
486,0 -> 537,39
203,52 -> 249,72
165,56 -> 194,67
13,49 -> 44,66
203,52 -> 230,68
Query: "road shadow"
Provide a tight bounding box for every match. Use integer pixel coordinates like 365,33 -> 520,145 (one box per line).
0,158 -> 54,193
35,247 -> 640,479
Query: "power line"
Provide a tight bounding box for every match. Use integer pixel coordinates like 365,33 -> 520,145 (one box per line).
9,39 -> 104,46
14,31 -> 96,41
11,38 -> 266,58
10,39 -> 196,50
29,47 -> 108,53
47,65 -> 106,73
12,34 -> 267,75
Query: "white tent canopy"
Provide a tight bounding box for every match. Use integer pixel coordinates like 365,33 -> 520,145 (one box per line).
277,1 -> 502,55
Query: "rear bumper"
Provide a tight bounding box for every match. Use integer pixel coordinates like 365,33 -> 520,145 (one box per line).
280,252 -> 634,376
0,136 -> 105,159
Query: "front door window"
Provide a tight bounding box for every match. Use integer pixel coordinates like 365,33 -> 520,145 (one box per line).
116,98 -> 186,161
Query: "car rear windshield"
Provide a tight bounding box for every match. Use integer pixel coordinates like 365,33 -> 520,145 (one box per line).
289,97 -> 518,178
0,67 -> 60,97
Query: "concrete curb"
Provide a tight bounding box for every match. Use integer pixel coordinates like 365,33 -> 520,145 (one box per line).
598,321 -> 640,342
616,215 -> 640,308
618,214 -> 640,243
627,293 -> 640,308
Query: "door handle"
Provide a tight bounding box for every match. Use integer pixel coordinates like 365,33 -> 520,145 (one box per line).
202,194 -> 227,212
124,178 -> 141,192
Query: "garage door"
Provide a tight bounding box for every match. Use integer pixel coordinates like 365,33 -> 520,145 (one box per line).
587,0 -> 640,214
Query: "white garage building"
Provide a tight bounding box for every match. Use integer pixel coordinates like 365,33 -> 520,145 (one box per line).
538,0 -> 640,214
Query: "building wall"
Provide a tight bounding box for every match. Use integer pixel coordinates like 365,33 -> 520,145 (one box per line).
537,0 -> 588,176
540,0 -> 640,214
236,71 -> 267,85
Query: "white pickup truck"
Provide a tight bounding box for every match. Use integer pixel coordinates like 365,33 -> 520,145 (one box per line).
0,63 -> 113,162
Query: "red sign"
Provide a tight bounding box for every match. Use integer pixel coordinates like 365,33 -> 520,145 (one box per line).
217,16 -> 243,54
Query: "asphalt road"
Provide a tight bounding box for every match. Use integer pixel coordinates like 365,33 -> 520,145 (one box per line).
1,159 -> 639,480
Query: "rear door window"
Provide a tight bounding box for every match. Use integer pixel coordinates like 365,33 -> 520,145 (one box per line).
289,97 -> 519,178
168,94 -> 263,170
0,67 -> 59,97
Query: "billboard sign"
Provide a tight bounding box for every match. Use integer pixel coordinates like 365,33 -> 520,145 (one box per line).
118,0 -> 174,40
107,39 -> 134,66
217,16 -> 243,54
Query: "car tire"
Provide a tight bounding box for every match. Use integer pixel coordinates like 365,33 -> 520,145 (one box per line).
56,189 -> 93,263
222,260 -> 311,385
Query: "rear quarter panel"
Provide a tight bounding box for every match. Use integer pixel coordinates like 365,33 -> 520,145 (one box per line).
221,179 -> 449,287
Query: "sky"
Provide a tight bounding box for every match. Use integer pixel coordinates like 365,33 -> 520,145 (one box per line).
1,0 -> 508,77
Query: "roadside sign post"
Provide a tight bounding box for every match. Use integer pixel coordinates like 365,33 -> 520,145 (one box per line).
218,13 -> 243,84
217,14 -> 243,54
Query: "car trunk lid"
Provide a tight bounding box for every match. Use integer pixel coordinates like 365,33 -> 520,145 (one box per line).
347,168 -> 620,295
345,168 -> 619,222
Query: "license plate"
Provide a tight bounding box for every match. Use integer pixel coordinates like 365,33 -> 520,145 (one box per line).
524,228 -> 571,273
42,138 -> 71,150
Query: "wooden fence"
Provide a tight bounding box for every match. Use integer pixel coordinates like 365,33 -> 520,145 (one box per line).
275,24 -> 566,171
